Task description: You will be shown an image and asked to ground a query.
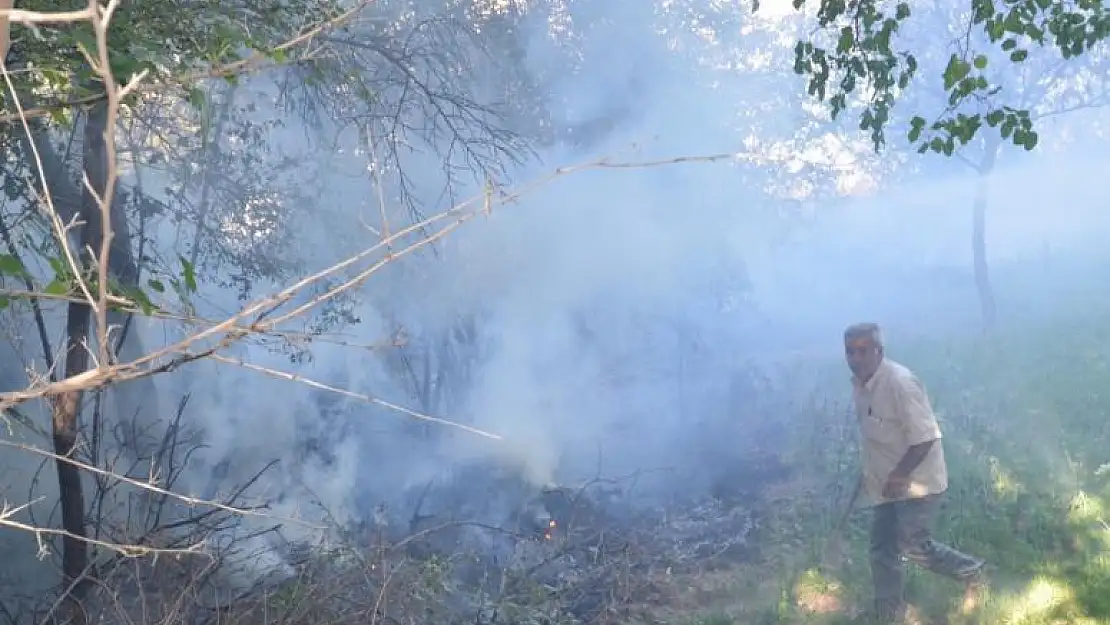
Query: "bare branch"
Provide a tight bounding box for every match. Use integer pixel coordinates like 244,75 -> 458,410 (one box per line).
208,353 -> 503,440
0,438 -> 322,528
0,151 -> 748,418
0,499 -> 207,558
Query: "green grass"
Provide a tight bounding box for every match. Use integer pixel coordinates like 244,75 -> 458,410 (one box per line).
662,300 -> 1110,625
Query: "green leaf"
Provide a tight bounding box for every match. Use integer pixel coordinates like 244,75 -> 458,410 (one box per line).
987,19 -> 1005,40
185,86 -> 206,110
943,55 -> 972,90
1002,39 -> 1018,51
47,256 -> 65,276
837,26 -> 854,53
44,279 -> 69,295
48,107 -> 70,127
118,285 -> 156,315
109,52 -> 143,82
147,278 -> 165,293
971,0 -> 994,23
40,68 -> 67,88
895,2 -> 911,19
973,55 -> 988,69
0,253 -> 26,277
908,116 -> 927,142
179,256 -> 198,293
70,27 -> 97,58
1010,49 -> 1029,62
0,295 -> 8,310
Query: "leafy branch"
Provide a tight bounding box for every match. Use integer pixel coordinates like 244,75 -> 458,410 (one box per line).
0,0 -> 368,125
766,0 -> 1110,154
0,250 -> 198,314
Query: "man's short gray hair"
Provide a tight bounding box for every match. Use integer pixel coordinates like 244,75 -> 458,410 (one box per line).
844,322 -> 884,347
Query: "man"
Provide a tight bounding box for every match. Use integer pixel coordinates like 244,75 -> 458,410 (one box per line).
843,323 -> 985,622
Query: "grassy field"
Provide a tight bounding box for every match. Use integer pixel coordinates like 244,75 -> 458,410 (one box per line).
656,301 -> 1110,625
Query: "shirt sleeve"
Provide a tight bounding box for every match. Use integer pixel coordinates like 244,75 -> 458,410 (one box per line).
895,374 -> 943,446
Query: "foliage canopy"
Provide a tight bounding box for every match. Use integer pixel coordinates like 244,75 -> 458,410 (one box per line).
763,0 -> 1110,154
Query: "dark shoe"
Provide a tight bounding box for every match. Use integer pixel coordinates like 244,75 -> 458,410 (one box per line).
954,558 -> 986,581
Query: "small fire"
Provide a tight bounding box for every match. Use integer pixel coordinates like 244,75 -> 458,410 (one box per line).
543,519 -> 557,540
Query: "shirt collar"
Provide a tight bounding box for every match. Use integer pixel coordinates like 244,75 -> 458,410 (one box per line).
852,358 -> 890,392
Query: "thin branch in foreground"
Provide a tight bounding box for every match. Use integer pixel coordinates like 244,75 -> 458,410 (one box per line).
208,354 -> 503,440
0,499 -> 207,559
0,62 -> 98,320
81,0 -> 150,371
0,6 -> 94,23
0,438 -> 324,529
0,201 -> 478,411
0,288 -> 407,352
0,150 -> 747,427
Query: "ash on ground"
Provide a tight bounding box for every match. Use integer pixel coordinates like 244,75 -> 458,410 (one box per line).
269,457 -> 789,625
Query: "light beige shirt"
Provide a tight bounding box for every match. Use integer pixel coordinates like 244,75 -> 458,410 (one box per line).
852,358 -> 947,506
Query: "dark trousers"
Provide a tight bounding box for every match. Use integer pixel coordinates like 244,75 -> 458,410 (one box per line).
870,494 -> 983,619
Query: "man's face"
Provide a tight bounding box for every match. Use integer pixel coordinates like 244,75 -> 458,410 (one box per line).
845,337 -> 882,381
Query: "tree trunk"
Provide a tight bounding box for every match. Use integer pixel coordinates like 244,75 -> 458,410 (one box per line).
52,316 -> 92,596
19,97 -> 152,460
5,9 -> 149,617
53,96 -> 113,616
972,136 -> 1001,330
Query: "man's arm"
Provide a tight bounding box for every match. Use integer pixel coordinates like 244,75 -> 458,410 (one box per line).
891,439 -> 936,478
883,374 -> 942,497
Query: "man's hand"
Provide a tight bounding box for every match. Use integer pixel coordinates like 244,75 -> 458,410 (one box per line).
882,472 -> 910,500
884,439 -> 937,500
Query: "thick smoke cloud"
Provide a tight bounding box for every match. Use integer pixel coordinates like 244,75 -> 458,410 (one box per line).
1,0 -> 1108,599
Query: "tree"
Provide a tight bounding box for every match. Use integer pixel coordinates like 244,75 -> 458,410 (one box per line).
952,46 -> 1109,327
0,0 -> 543,619
767,0 -> 1110,155
759,0 -> 1110,328
0,1 -> 359,618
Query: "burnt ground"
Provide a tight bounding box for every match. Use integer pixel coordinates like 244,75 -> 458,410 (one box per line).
295,450 -> 803,625
12,412 -> 812,625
